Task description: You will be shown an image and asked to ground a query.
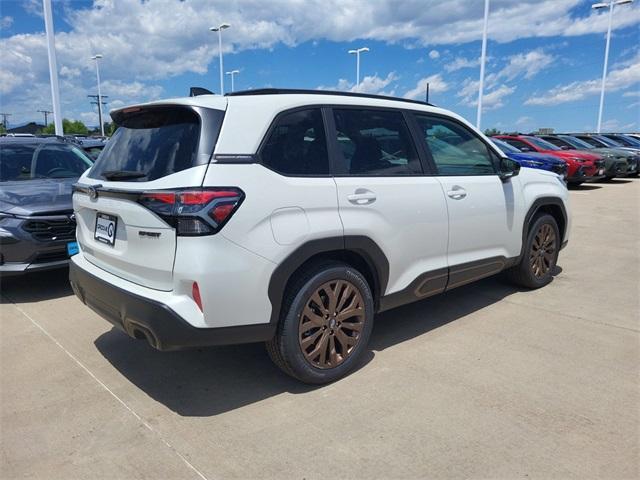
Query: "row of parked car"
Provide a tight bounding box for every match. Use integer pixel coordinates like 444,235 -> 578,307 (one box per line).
490,133 -> 640,185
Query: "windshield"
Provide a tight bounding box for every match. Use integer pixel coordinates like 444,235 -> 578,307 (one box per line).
89,107 -> 204,182
0,143 -> 93,182
607,134 -> 640,147
523,136 -> 561,151
593,135 -> 622,147
492,138 -> 519,153
559,135 -> 595,149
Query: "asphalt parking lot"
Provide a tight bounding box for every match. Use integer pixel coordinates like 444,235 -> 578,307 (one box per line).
1,179 -> 639,480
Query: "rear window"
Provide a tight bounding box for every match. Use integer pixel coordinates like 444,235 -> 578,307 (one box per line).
89,107 -> 205,182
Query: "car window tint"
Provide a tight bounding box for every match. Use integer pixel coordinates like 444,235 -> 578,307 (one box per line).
261,109 -> 329,175
503,139 -> 532,151
332,109 -> 422,176
414,115 -> 495,175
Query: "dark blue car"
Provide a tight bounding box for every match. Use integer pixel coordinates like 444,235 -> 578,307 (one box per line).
491,138 -> 567,178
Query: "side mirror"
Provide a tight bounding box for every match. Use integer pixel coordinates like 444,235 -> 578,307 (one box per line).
499,157 -> 520,182
519,146 -> 532,152
560,145 -> 570,150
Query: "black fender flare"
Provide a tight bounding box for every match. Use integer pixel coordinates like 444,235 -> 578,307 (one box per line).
267,236 -> 389,325
519,196 -> 568,258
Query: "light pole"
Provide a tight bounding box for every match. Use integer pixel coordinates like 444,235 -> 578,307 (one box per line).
226,70 -> 240,92
91,54 -> 104,136
592,0 -> 633,133
210,23 -> 230,94
43,0 -> 63,135
348,47 -> 370,91
476,0 -> 490,130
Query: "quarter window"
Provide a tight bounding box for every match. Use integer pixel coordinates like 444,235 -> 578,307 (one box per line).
332,109 -> 422,176
260,109 -> 329,175
414,115 -> 496,175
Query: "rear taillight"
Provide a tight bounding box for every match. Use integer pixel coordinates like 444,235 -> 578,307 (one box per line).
138,188 -> 244,236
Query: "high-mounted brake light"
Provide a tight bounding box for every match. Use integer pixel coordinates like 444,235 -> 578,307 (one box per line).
138,187 -> 244,236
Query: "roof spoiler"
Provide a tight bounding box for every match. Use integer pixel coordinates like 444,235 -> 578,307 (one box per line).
190,87 -> 214,97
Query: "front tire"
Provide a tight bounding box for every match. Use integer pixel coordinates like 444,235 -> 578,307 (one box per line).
506,213 -> 560,289
266,261 -> 374,384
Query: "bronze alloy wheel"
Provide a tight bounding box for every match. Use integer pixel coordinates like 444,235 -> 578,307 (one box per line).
529,223 -> 557,278
298,280 -> 365,369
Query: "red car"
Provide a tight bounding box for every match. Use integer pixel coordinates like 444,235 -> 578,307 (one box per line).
495,135 -> 605,185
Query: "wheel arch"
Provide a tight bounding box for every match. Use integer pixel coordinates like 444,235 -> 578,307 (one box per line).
521,197 -> 568,256
267,236 -> 389,325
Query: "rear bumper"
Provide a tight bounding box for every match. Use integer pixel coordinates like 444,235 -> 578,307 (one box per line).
69,261 -> 275,351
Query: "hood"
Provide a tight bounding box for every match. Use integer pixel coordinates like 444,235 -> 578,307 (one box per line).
591,147 -> 638,159
506,151 -> 565,165
0,177 -> 76,216
550,149 -> 600,162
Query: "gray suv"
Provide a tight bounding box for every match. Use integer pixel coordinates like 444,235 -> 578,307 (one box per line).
0,136 -> 93,275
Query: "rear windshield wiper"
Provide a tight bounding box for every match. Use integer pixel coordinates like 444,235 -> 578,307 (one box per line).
101,170 -> 147,181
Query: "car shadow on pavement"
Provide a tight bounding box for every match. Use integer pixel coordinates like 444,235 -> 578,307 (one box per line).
569,184 -> 602,191
0,268 -> 73,304
94,273 -> 541,417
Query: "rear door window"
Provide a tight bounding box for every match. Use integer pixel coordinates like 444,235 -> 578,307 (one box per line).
260,108 -> 330,175
89,107 -> 218,182
332,108 -> 422,176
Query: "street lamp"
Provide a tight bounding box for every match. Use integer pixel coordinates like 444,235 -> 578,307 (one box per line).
348,47 -> 370,91
476,0 -> 490,130
592,0 -> 634,133
91,54 -> 104,136
226,69 -> 240,92
210,23 -> 230,95
43,0 -> 63,135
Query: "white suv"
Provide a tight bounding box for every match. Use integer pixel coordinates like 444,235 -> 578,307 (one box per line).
70,89 -> 570,384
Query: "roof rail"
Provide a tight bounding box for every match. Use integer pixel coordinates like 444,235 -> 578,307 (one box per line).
225,88 -> 435,107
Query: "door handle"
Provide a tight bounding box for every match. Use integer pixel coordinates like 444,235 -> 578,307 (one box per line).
347,189 -> 377,205
446,186 -> 467,200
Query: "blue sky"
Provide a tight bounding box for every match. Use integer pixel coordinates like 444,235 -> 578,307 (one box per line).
0,0 -> 638,132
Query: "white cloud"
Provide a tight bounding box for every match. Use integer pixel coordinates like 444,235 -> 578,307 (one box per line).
457,79 -> 515,110
319,72 -> 399,96
428,49 -> 440,60
403,74 -> 449,100
494,49 -> 555,82
0,16 -> 13,29
445,57 -> 479,73
525,52 -> 640,106
516,116 -> 533,127
623,90 -> 640,97
60,66 -> 81,78
600,119 -> 636,132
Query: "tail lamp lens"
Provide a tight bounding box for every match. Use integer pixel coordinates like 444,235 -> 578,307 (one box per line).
139,188 -> 244,236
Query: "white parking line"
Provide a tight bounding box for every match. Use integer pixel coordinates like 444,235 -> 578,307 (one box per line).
7,300 -> 209,480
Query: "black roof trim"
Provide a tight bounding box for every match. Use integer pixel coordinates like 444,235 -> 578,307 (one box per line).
225,88 -> 435,107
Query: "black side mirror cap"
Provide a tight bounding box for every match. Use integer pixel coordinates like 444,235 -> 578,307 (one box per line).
499,157 -> 521,182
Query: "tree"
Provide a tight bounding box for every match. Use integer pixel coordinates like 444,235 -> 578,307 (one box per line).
41,118 -> 89,135
0,123 -> 6,134
484,128 -> 501,136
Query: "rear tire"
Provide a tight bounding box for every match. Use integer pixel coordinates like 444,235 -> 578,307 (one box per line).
506,213 -> 560,289
266,261 -> 374,384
